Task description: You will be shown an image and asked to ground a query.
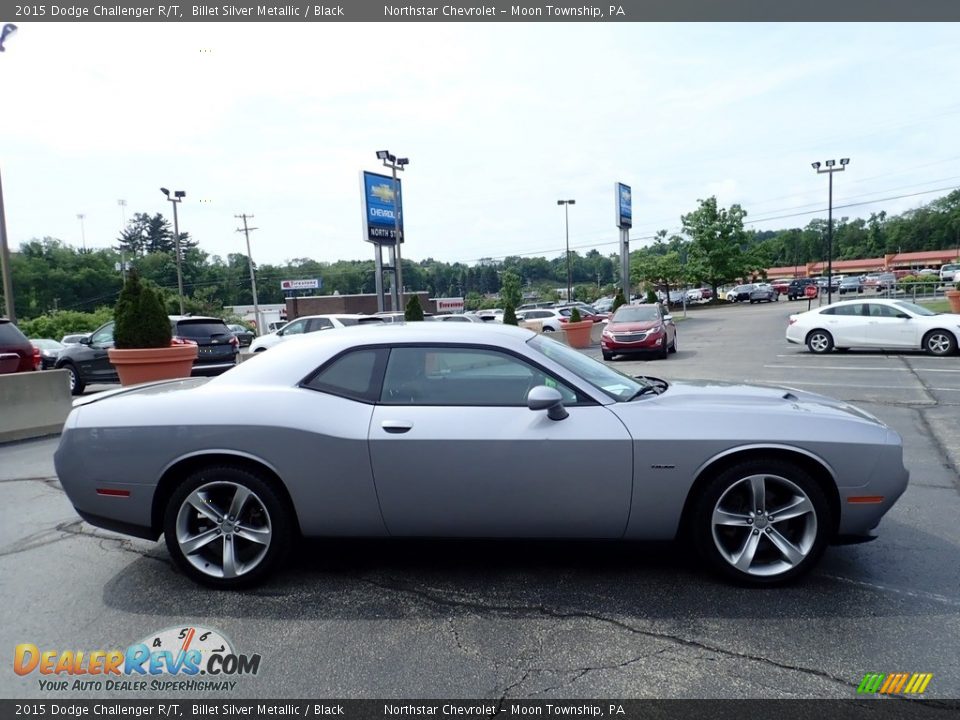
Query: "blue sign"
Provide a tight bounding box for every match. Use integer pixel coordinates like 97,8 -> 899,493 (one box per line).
616,182 -> 632,229
361,171 -> 403,244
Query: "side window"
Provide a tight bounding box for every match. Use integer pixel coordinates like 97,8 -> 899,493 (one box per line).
302,349 -> 384,402
379,347 -> 577,406
869,304 -> 898,318
90,324 -> 114,346
307,318 -> 334,333
282,320 -> 307,336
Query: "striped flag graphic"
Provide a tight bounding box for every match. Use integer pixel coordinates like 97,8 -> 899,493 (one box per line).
857,673 -> 933,694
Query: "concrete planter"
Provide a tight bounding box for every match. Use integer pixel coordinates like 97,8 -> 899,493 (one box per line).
946,289 -> 960,314
108,345 -> 198,386
562,320 -> 593,348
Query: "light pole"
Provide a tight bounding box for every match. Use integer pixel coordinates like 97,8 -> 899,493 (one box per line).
117,199 -> 128,282
235,213 -> 262,335
811,158 -> 849,305
376,150 -> 409,312
160,187 -> 186,314
557,199 -> 575,301
0,168 -> 15,322
76,213 -> 86,251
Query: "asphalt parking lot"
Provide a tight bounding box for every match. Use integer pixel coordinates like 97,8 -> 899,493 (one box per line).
2,300 -> 959,700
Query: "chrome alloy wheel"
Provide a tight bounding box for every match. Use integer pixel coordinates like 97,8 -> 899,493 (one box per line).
711,473 -> 818,578
808,332 -> 831,353
925,331 -> 954,356
175,481 -> 272,579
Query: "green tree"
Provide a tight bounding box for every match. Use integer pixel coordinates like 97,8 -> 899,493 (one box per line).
404,295 -> 425,321
502,305 -> 518,326
114,271 -> 172,348
612,288 -> 626,312
500,270 -> 522,309
682,197 -> 758,298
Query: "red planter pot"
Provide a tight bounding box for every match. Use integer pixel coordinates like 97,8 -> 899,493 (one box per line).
562,320 -> 594,349
108,345 -> 198,387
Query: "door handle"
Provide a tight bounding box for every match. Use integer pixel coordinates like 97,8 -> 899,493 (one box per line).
381,421 -> 413,434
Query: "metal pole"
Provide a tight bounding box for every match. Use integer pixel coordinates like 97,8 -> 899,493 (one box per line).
171,199 -> 185,314
0,168 -> 15,322
827,170 -> 833,306
620,228 -> 630,299
374,244 -> 384,312
565,203 -> 573,302
77,214 -> 86,251
237,214 -> 262,334
392,166 -> 404,311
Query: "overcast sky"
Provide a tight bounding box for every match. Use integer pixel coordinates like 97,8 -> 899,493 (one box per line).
2,23 -> 959,267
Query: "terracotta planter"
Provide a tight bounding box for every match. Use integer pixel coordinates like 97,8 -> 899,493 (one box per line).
946,289 -> 960,314
562,320 -> 594,349
108,345 -> 198,387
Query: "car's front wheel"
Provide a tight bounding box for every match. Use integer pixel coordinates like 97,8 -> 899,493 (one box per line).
806,330 -> 834,354
164,466 -> 293,589
62,363 -> 85,395
692,459 -> 831,585
923,330 -> 957,357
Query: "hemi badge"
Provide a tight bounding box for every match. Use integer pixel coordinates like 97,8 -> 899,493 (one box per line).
650,464 -> 676,469
96,488 -> 131,497
847,496 -> 884,504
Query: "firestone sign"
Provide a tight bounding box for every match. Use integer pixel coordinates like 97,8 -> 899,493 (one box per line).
434,297 -> 464,313
280,279 -> 321,290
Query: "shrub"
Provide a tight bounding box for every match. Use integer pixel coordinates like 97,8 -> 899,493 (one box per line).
612,289 -> 627,312
114,271 -> 172,349
569,307 -> 582,323
502,304 -> 518,326
645,289 -> 658,305
18,307 -> 114,340
404,295 -> 425,322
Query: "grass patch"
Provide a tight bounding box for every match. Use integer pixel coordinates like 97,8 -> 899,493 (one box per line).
919,299 -> 951,313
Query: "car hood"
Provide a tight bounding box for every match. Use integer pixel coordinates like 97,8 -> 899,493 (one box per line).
606,320 -> 661,332
625,380 -> 886,426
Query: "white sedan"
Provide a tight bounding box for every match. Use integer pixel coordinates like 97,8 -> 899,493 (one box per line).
250,314 -> 384,352
786,299 -> 960,356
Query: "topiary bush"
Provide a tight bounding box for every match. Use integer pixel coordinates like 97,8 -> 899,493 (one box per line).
612,289 -> 627,312
114,271 -> 172,349
502,304 -> 518,326
569,306 -> 582,323
404,295 -> 425,322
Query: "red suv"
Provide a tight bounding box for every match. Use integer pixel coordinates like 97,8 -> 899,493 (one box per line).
601,303 -> 677,360
0,318 -> 38,374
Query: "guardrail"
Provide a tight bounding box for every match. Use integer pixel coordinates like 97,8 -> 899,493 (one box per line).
0,369 -> 72,443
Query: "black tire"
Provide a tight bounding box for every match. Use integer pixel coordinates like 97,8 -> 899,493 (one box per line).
164,465 -> 293,589
669,334 -> 678,354
774,294 -> 779,302
62,363 -> 85,395
923,329 -> 958,357
806,329 -> 834,354
659,340 -> 669,359
254,347 -> 266,353
602,351 -> 613,361
691,458 -> 832,586
835,347 -> 850,353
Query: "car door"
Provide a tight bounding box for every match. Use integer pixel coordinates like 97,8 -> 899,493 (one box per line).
817,303 -> 869,346
865,303 -> 916,348
276,317 -> 309,342
368,345 -> 634,538
82,323 -> 118,383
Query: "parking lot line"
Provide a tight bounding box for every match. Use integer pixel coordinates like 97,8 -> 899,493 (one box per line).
763,381 -> 919,389
764,365 -> 911,371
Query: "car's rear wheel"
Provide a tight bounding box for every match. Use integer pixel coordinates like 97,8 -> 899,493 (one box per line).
692,459 -> 831,585
669,335 -> 678,353
164,466 -> 293,589
806,330 -> 834,354
62,363 -> 85,395
923,330 -> 957,357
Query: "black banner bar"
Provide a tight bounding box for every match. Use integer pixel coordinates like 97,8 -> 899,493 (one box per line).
2,700 -> 959,720
2,0 -> 960,21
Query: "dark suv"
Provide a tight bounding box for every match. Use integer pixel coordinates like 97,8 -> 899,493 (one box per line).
786,278 -> 819,301
0,318 -> 37,374
56,316 -> 239,394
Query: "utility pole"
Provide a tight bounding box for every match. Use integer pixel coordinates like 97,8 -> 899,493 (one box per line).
77,213 -> 86,251
0,168 -> 15,322
235,214 -> 262,335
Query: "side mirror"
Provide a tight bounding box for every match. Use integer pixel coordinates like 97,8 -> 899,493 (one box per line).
663,314 -> 673,322
79,336 -> 91,346
527,385 -> 569,421
897,314 -> 911,320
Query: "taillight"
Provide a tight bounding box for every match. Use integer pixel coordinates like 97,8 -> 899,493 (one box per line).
170,336 -> 198,346
31,345 -> 41,371
788,317 -> 797,325
230,336 -> 239,348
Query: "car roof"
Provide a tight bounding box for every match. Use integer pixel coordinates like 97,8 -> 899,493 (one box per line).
211,322 -> 537,387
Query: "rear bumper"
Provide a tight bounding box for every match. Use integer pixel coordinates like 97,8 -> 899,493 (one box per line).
191,358 -> 238,376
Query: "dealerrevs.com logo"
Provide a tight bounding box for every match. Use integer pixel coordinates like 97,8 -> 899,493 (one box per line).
14,626 -> 261,692
857,672 -> 933,695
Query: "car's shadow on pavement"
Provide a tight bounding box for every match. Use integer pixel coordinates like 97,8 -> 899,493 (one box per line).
100,520 -> 959,622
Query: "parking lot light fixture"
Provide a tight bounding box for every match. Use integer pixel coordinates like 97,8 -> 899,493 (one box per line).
558,199 -> 575,302
812,159 -> 849,305
160,187 -> 187,314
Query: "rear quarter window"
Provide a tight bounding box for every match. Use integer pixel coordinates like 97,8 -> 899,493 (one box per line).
0,321 -> 28,345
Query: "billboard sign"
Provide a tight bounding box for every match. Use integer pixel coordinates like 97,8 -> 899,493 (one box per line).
361,171 -> 403,244
280,278 -> 321,291
434,297 -> 465,313
616,182 -> 632,229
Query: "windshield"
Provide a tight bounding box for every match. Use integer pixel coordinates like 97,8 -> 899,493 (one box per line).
528,334 -> 648,402
894,301 -> 937,317
611,306 -> 661,323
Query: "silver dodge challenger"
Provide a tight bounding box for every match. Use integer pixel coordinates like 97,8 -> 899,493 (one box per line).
54,323 -> 909,589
